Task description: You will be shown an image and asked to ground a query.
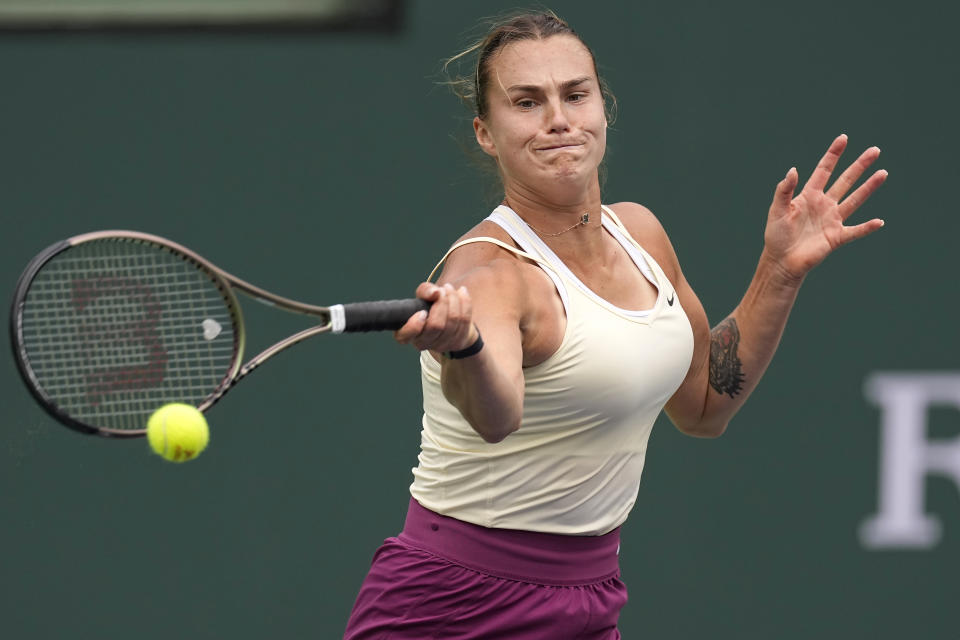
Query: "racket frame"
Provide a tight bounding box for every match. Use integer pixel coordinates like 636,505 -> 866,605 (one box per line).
10,230 -> 337,437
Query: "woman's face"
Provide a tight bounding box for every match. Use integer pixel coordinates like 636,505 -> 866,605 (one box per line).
473,35 -> 607,198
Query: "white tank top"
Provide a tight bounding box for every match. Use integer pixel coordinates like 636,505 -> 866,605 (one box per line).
410,205 -> 694,535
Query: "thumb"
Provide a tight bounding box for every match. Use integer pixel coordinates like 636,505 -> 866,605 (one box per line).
772,167 -> 798,211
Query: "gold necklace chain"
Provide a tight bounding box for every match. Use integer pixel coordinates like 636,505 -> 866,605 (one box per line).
525,212 -> 590,237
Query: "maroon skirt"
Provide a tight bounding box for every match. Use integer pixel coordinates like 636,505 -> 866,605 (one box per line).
344,498 -> 627,639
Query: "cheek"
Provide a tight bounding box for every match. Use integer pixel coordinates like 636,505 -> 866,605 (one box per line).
592,113 -> 608,154
589,104 -> 608,134
490,123 -> 533,159
579,115 -> 605,161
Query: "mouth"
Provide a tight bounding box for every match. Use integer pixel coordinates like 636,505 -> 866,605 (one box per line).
536,143 -> 584,152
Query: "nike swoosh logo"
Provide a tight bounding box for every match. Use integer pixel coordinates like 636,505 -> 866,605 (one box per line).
667,292 -> 675,306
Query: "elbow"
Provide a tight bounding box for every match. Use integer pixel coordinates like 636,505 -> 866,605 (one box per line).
676,418 -> 728,439
473,419 -> 520,444
700,421 -> 728,438
444,389 -> 521,443
442,380 -> 524,443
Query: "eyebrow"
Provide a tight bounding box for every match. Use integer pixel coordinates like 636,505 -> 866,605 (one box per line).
505,76 -> 594,94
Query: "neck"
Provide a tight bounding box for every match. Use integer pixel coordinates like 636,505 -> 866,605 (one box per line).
502,179 -> 603,237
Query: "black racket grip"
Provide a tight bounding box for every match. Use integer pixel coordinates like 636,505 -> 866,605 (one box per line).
339,298 -> 431,333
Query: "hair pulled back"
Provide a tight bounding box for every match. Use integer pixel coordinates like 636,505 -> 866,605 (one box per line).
443,9 -> 617,123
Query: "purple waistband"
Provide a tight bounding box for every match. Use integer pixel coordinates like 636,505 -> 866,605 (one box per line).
397,498 -> 621,586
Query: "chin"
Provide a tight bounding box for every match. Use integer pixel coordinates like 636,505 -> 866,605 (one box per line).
551,160 -> 596,182
539,171 -> 596,202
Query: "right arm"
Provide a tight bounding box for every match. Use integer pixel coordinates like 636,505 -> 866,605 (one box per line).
394,245 -> 531,443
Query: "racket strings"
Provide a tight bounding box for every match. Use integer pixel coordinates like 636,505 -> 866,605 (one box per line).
19,239 -> 237,431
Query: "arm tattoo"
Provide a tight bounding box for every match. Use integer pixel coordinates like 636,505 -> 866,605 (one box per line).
709,317 -> 745,398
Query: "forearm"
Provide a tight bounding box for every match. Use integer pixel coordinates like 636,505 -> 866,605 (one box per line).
691,250 -> 803,435
665,136 -> 886,437
440,347 -> 524,443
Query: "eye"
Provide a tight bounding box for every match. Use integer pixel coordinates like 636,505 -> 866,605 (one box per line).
567,92 -> 587,103
516,98 -> 538,109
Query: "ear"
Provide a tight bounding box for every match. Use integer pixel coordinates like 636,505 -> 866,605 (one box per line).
473,116 -> 498,158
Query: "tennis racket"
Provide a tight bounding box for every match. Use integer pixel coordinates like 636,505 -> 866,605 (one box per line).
10,230 -> 429,438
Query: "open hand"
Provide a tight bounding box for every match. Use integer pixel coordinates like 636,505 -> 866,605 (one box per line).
763,134 -> 887,280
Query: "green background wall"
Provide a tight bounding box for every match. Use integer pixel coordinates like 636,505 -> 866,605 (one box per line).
1,1 -> 956,637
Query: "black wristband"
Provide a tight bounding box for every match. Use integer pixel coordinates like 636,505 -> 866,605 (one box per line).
444,328 -> 483,359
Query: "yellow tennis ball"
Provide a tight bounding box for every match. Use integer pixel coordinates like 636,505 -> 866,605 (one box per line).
146,403 -> 209,463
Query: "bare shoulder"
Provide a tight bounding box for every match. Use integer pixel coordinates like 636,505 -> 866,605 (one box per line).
606,201 -> 671,244
606,201 -> 681,281
434,219 -> 531,287
434,219 -> 562,359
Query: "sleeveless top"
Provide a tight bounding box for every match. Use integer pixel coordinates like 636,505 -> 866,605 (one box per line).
409,205 -> 695,535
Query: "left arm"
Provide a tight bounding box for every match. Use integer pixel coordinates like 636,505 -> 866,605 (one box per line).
664,134 -> 888,436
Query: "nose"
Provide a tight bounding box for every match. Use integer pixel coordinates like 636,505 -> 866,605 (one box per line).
544,97 -> 571,134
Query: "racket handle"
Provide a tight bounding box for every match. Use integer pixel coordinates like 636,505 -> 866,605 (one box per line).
332,298 -> 431,333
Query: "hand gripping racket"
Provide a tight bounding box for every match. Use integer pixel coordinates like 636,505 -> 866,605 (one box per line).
10,230 -> 429,438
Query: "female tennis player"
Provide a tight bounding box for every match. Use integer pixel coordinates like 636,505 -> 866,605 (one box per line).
344,10 -> 886,639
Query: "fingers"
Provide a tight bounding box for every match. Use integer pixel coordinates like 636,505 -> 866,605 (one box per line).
415,285 -> 452,349
393,308 -> 429,344
415,284 -> 474,352
804,134 -> 848,193
394,282 -> 475,352
826,146 -> 881,202
839,169 -> 888,221
395,282 -> 445,343
838,217 -> 885,247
